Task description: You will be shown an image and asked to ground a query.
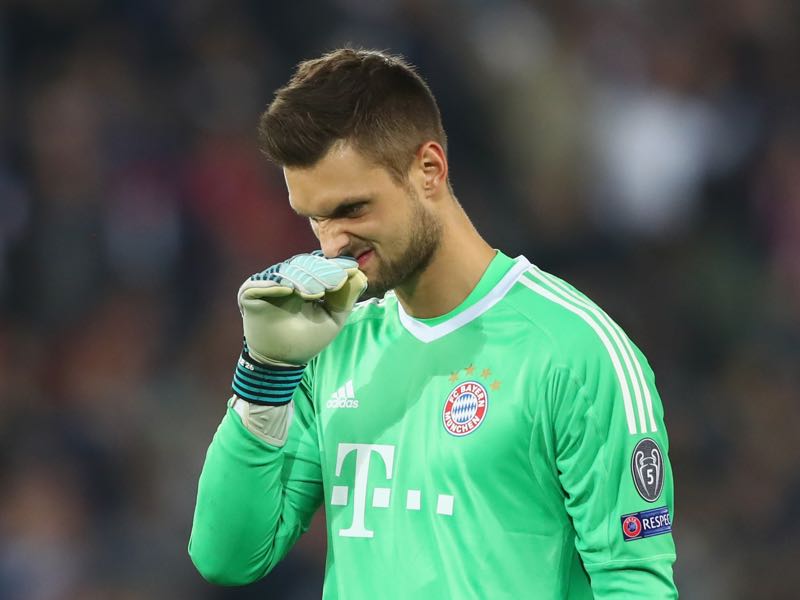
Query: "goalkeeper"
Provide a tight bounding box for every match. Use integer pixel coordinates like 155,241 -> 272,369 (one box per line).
189,49 -> 678,599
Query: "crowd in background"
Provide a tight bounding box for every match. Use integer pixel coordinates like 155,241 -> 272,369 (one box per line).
1,0 -> 799,598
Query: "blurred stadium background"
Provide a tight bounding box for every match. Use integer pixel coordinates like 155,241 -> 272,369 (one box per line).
1,0 -> 799,598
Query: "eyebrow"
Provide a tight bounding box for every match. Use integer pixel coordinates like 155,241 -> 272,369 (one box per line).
294,196 -> 371,219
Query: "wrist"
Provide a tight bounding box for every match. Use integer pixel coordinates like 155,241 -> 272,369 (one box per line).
245,345 -> 302,369
231,345 -> 306,405
229,396 -> 292,447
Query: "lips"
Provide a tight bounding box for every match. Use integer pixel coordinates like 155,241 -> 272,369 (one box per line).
355,249 -> 374,268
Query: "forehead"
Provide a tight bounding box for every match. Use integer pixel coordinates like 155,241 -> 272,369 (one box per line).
284,144 -> 398,215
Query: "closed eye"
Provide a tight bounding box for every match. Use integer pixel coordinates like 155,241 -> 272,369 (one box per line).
302,198 -> 370,224
332,201 -> 367,219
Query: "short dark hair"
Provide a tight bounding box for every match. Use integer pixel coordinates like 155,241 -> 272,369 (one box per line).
257,48 -> 447,183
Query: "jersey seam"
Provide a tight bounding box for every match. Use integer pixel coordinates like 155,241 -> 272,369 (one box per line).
546,363 -> 617,564
502,287 -> 567,357
339,312 -> 393,333
583,553 -> 677,569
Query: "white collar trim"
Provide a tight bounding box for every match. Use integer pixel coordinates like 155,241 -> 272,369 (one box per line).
397,256 -> 531,343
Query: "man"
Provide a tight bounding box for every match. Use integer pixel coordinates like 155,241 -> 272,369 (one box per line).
189,48 -> 678,598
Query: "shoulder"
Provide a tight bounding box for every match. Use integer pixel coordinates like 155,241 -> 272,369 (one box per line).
505,262 -> 642,372
510,262 -> 658,436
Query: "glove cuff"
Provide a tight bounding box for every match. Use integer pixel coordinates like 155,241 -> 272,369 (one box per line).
231,346 -> 305,405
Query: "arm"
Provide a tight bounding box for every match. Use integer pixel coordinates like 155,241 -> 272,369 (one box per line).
188,253 -> 367,585
189,368 -> 322,585
549,344 -> 678,598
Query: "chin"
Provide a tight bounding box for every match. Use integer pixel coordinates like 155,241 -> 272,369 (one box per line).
361,277 -> 391,300
359,286 -> 384,301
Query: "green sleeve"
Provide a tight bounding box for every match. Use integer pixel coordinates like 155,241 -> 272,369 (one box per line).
549,345 -> 678,598
188,366 -> 322,585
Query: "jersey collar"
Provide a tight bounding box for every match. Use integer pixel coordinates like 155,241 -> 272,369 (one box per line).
397,252 -> 531,343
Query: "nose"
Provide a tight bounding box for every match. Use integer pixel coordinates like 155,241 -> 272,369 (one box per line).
316,220 -> 350,258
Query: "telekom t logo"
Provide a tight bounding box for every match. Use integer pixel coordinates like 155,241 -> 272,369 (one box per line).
331,443 -> 394,538
330,443 -> 454,539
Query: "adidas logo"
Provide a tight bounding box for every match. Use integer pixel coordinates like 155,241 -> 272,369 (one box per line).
327,380 -> 359,409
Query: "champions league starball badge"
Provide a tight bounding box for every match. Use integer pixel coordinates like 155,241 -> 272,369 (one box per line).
631,438 -> 664,502
442,381 -> 488,436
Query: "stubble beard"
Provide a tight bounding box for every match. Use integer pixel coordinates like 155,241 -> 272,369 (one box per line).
362,192 -> 442,299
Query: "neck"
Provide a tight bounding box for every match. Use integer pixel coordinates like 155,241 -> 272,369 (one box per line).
394,200 -> 495,319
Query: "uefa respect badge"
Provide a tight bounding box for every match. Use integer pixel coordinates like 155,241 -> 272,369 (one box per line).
620,506 -> 672,541
442,381 -> 488,436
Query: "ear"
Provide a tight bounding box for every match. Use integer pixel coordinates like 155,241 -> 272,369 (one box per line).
416,142 -> 448,198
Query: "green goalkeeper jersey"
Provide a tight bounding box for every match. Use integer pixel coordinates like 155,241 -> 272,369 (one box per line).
190,251 -> 678,599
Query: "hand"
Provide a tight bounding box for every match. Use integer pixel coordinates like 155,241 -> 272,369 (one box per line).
238,252 -> 368,367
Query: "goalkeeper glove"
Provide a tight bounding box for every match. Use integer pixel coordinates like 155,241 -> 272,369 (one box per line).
232,252 -> 367,405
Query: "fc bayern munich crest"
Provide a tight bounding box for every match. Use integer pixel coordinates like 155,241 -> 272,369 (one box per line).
442,381 -> 488,436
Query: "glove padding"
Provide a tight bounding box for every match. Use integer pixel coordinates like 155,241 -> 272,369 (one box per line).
239,252 -> 368,366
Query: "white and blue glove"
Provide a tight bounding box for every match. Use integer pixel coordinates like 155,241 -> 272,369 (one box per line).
232,252 -> 367,405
